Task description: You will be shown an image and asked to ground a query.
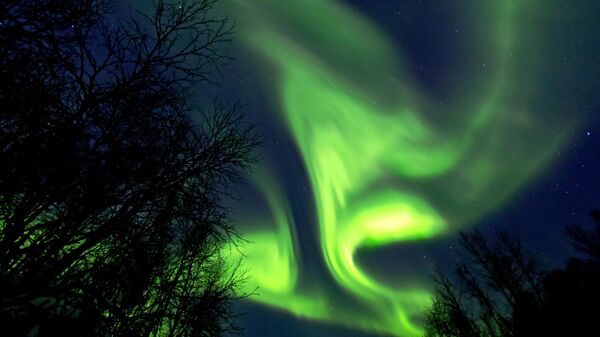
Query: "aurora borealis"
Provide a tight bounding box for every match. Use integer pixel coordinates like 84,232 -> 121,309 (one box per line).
214,1 -> 600,336
3,0 -> 600,334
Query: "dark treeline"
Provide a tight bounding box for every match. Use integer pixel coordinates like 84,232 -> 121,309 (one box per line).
424,212 -> 600,337
0,0 -> 257,336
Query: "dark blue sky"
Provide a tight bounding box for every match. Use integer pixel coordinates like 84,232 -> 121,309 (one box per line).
214,1 -> 600,336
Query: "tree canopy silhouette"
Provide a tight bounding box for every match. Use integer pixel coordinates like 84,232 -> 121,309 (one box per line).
543,211 -> 600,337
423,213 -> 600,337
0,0 -> 257,336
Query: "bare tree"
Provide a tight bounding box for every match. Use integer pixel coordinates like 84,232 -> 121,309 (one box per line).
543,211 -> 600,337
424,212 -> 600,337
0,1 -> 257,336
423,231 -> 545,337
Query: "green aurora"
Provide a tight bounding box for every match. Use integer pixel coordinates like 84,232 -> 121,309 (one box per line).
219,0 -> 595,336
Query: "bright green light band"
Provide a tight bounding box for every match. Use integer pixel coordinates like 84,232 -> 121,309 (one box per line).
223,0 -> 578,336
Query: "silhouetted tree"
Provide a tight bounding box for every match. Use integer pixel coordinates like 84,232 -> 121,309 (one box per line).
424,212 -> 600,337
543,211 -> 600,337
0,0 -> 257,336
423,231 -> 546,337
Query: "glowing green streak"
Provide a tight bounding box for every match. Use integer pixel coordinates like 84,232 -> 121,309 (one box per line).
277,45 -> 451,335
226,170 -> 329,319
223,0 -> 576,336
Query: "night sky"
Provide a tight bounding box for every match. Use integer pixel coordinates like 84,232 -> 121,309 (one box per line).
152,1 -> 600,336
